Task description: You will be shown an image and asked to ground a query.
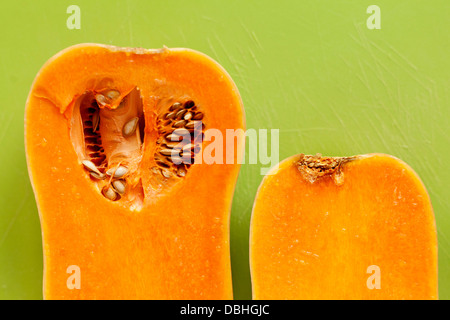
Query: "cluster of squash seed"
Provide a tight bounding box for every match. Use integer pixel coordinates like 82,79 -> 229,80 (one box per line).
80,91 -> 141,201
153,100 -> 205,179
82,160 -> 129,201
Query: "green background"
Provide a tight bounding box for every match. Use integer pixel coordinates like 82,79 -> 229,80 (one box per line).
1,0 -> 449,299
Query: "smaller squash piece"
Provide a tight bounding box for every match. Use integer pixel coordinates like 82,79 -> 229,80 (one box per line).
250,153 -> 437,300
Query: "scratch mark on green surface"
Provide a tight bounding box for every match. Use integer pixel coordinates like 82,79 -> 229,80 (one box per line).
0,194 -> 29,249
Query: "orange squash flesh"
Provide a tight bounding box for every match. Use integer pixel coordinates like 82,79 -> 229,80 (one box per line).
25,44 -> 245,299
250,153 -> 437,300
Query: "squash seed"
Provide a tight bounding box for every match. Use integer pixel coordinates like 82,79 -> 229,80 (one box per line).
165,142 -> 181,149
165,112 -> 176,120
185,121 -> 195,129
165,133 -> 181,141
184,100 -> 195,108
168,155 -> 182,164
114,166 -> 128,178
95,94 -> 107,106
182,143 -> 194,152
151,166 -> 159,173
105,90 -> 120,100
182,150 -> 193,158
176,166 -> 186,177
122,117 -> 139,137
112,180 -> 126,195
192,112 -> 204,120
169,102 -> 182,111
156,161 -> 170,168
181,154 -> 193,164
161,170 -> 172,178
160,149 -> 175,156
173,120 -> 186,128
172,128 -> 190,136
102,186 -> 118,201
175,109 -> 186,119
82,160 -> 101,175
90,171 -> 105,180
106,165 -> 128,178
184,112 -> 193,121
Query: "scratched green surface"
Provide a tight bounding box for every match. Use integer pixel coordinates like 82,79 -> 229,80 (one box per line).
0,0 -> 449,299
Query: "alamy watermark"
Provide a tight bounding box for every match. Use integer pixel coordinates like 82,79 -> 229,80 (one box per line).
66,5 -> 81,30
367,5 -> 381,30
159,122 -> 280,175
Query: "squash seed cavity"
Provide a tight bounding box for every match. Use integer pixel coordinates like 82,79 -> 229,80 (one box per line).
71,87 -> 145,204
296,153 -> 357,185
70,88 -> 206,203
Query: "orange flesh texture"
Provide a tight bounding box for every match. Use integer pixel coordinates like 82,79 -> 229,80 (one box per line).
25,44 -> 245,299
250,154 -> 437,300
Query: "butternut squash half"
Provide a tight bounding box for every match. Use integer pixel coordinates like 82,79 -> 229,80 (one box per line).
250,153 -> 437,300
25,44 -> 245,299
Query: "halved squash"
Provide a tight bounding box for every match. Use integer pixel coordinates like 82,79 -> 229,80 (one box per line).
250,153 -> 437,299
25,44 -> 245,299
